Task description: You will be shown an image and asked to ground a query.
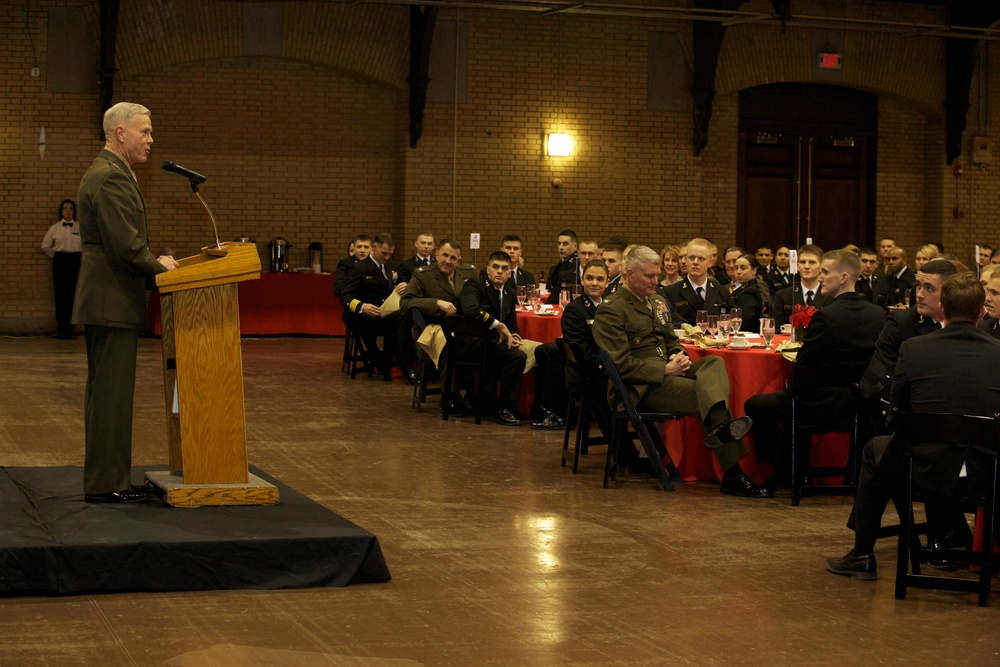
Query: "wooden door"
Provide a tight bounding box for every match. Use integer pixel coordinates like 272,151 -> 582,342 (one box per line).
737,84 -> 877,253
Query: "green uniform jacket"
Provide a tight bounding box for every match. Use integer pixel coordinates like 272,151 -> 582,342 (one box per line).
400,263 -> 479,317
73,149 -> 166,329
592,286 -> 682,408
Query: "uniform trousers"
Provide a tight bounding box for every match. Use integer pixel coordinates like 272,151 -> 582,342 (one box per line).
635,355 -> 748,471
52,252 -> 81,336
83,324 -> 139,494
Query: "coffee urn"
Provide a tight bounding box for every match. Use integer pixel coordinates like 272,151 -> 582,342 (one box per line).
268,237 -> 291,272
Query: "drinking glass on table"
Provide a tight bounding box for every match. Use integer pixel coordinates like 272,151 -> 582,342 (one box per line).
730,307 -> 743,333
695,309 -> 710,332
707,314 -> 719,339
525,284 -> 537,310
516,285 -> 527,308
760,317 -> 775,348
719,312 -> 731,339
571,284 -> 583,300
559,289 -> 571,309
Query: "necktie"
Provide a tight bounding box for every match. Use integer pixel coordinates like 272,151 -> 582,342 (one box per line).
511,270 -> 517,287
805,290 -> 814,306
380,263 -> 387,280
498,288 -> 505,320
696,286 -> 705,305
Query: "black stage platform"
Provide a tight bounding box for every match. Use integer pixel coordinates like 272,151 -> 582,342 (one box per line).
0,466 -> 390,595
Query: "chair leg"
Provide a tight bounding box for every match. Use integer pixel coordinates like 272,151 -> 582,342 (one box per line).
978,496 -> 995,607
791,431 -> 802,506
605,419 -> 624,488
561,397 -> 575,468
573,406 -> 591,475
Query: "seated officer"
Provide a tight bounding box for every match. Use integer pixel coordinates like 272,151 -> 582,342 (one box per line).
340,233 -> 406,380
659,238 -> 734,324
771,244 -> 832,328
593,245 -> 768,498
826,273 -> 1000,581
334,234 -> 371,297
457,251 -> 527,426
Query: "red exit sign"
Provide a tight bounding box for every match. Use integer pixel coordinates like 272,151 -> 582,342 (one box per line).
818,53 -> 842,69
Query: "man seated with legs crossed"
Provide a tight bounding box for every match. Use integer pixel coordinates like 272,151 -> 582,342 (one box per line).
592,245 -> 768,497
826,272 -> 1000,580
457,251 -> 527,425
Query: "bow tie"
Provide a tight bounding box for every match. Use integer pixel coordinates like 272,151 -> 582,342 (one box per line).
62,222 -> 73,227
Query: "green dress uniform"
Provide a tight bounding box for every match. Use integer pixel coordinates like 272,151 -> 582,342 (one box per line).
592,285 -> 748,471
73,149 -> 167,495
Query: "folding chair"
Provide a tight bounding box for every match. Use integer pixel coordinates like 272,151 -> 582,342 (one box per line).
597,349 -> 682,492
440,316 -> 491,424
410,309 -> 441,411
557,338 -> 612,473
788,363 -> 868,505
894,412 -> 1000,607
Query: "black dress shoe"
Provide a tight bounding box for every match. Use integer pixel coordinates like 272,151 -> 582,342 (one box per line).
493,408 -> 521,426
705,416 -> 753,449
440,397 -> 469,416
719,470 -> 773,498
85,487 -> 151,504
826,550 -> 877,580
531,413 -> 566,430
927,534 -> 969,571
405,371 -> 420,386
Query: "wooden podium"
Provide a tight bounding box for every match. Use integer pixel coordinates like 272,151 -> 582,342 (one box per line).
145,242 -> 279,507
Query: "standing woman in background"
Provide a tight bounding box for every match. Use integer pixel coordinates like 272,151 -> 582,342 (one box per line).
40,199 -> 82,339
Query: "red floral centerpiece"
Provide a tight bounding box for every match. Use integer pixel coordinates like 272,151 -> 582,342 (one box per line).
791,303 -> 816,342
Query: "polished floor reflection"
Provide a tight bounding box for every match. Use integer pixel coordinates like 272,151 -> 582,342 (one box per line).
0,336 -> 996,666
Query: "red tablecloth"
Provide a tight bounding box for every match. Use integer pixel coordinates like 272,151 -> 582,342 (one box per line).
149,272 -> 346,336
662,335 -> 851,484
516,307 -> 563,342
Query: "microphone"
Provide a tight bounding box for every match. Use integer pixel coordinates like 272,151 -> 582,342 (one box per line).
161,160 -> 207,185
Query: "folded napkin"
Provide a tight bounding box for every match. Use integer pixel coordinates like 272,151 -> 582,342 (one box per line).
775,339 -> 801,362
680,324 -> 704,338
694,336 -> 730,349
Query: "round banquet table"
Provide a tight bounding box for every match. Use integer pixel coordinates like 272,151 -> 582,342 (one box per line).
515,307 -> 563,343
662,336 -> 793,485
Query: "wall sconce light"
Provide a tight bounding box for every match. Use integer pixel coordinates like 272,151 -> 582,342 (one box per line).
38,126 -> 46,160
546,133 -> 573,157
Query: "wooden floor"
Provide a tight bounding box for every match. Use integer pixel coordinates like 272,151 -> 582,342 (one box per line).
0,335 -> 996,666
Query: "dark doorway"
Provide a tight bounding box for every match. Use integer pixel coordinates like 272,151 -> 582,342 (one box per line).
737,84 -> 877,254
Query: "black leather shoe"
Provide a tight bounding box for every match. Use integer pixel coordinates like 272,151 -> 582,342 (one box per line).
531,413 -> 566,430
440,396 -> 470,416
493,408 -> 521,426
719,470 -> 773,498
826,550 -> 877,580
85,487 -> 151,504
705,416 -> 753,449
405,371 -> 420,386
927,535 -> 969,571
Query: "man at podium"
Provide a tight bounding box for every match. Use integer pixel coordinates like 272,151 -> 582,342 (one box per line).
72,102 -> 179,504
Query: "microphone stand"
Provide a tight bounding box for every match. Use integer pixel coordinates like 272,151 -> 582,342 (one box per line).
188,179 -> 222,250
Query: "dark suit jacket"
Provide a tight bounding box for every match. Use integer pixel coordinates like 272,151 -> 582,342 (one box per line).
794,291 -> 885,427
399,254 -> 434,283
459,275 -> 520,337
546,253 -> 580,304
660,276 -> 734,325
766,268 -> 792,296
860,305 -> 940,404
772,283 -> 833,328
333,256 -> 359,297
340,256 -> 401,325
603,275 -> 622,298
731,281 -> 762,333
885,266 -> 915,307
509,266 -> 535,288
979,316 -> 1000,339
73,149 -> 166,329
561,294 -> 602,388
855,274 -> 889,309
891,322 -> 1000,496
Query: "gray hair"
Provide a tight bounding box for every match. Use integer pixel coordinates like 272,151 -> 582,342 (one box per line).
103,102 -> 151,138
623,245 -> 661,271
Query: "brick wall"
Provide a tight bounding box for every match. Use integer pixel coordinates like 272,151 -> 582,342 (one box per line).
2,0 -> 998,333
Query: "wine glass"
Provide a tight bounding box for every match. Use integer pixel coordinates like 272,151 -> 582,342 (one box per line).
730,307 -> 743,333
516,285 -> 527,308
571,284 -> 583,300
525,284 -> 537,310
559,289 -> 571,309
695,309 -> 709,333
707,315 -> 719,339
719,312 -> 731,339
760,317 -> 775,349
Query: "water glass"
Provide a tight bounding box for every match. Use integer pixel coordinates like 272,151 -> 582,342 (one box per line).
516,285 -> 527,308
696,309 -> 709,332
707,314 -> 719,339
760,317 -> 775,348
730,307 -> 743,333
719,312 -> 731,338
559,289 -> 571,309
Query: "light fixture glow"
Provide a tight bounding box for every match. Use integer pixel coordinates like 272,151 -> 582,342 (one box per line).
546,133 -> 573,157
